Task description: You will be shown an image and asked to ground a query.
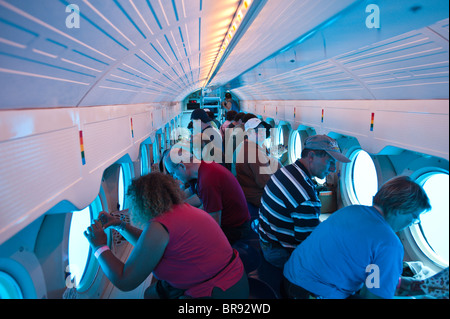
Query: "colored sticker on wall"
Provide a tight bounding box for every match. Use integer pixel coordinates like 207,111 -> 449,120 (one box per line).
294,107 -> 296,118
370,113 -> 375,131
130,118 -> 134,138
79,130 -> 86,165
321,109 -> 324,123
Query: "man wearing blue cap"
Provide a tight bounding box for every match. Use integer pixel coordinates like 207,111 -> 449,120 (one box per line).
258,134 -> 351,268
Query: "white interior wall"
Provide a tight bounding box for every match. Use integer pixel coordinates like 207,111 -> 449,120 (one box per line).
0,102 -> 180,245
241,99 -> 449,161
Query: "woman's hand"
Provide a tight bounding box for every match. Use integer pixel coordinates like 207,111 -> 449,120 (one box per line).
84,220 -> 108,249
98,211 -> 122,229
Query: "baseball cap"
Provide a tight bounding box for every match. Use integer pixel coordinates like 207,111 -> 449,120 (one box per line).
304,135 -> 350,163
244,118 -> 262,131
190,108 -> 210,123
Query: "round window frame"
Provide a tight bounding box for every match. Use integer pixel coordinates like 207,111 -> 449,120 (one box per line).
67,194 -> 108,293
288,130 -> 302,164
118,162 -> 134,211
140,144 -> 150,176
342,148 -> 379,206
0,271 -> 24,299
408,170 -> 449,269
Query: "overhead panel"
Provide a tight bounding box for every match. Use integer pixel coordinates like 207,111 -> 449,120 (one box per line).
209,0 -> 359,89
231,0 -> 449,101
0,0 -> 240,109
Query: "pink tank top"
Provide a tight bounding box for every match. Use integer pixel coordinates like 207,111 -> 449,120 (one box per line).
152,203 -> 244,298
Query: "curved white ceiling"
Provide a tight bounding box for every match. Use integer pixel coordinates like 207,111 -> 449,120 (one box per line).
0,0 -> 242,108
0,0 -> 448,110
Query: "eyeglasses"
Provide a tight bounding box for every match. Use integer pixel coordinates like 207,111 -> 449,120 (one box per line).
410,211 -> 421,225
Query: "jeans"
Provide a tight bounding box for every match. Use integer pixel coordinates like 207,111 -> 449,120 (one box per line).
259,240 -> 292,269
282,276 -> 321,299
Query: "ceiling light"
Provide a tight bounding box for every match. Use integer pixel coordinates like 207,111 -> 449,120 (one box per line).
202,0 -> 265,88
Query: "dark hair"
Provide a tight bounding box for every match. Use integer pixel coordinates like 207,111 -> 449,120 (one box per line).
127,172 -> 185,225
234,112 -> 246,122
373,176 -> 431,217
191,108 -> 210,123
225,92 -> 232,99
226,110 -> 238,121
242,113 -> 257,123
258,121 -> 272,139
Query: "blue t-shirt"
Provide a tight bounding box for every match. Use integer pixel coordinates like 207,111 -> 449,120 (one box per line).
283,205 -> 403,299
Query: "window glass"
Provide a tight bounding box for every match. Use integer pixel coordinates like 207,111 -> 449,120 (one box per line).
262,137 -> 272,152
277,126 -> 284,146
140,144 -> 149,176
273,124 -> 290,162
348,149 -> 378,205
0,271 -> 23,299
67,195 -> 104,290
412,172 -> 449,266
68,206 -> 91,289
289,131 -> 302,163
118,163 -> 133,211
118,166 -> 125,210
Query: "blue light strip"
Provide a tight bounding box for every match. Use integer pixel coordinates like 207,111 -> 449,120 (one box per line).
113,0 -> 146,39
146,0 -> 163,30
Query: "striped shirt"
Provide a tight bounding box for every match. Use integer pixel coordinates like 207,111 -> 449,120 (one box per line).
258,160 -> 321,249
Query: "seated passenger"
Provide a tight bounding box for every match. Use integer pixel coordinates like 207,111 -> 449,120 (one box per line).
235,118 -> 281,218
164,145 -> 252,245
191,108 -> 223,164
223,113 -> 256,172
226,112 -> 245,130
84,172 -> 248,299
258,135 -> 350,268
191,108 -> 219,132
206,110 -> 221,130
283,176 -> 431,299
159,149 -> 202,208
220,110 -> 237,137
242,113 -> 257,124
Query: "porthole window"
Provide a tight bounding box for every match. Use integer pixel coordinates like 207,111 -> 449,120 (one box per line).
118,166 -> 124,210
140,144 -> 150,176
265,118 -> 275,128
277,126 -> 284,147
275,123 -> 290,147
68,206 -> 91,289
67,195 -> 103,291
273,123 -> 291,164
0,271 -> 23,299
154,133 -> 163,164
118,163 -> 133,211
346,149 -> 378,206
289,130 -> 302,163
411,172 -> 449,267
165,125 -> 170,149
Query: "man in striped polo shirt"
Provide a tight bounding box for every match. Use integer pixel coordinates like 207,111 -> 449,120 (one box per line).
258,135 -> 350,268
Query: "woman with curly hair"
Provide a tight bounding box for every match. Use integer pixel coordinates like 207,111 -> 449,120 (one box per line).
84,171 -> 248,299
